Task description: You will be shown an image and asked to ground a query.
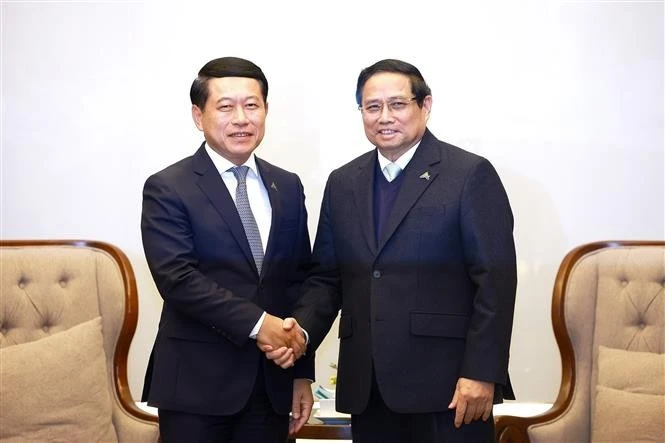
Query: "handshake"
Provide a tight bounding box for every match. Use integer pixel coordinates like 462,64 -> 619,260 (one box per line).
256,313 -> 307,369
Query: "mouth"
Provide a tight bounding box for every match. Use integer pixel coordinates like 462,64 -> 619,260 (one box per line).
377,129 -> 398,135
228,132 -> 254,138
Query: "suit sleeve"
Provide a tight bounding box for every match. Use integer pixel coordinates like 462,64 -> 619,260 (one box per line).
293,176 -> 343,351
458,159 -> 517,389
141,173 -> 264,347
290,176 -> 316,380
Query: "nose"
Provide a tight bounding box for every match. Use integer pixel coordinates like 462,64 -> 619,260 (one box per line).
232,105 -> 249,124
379,103 -> 393,122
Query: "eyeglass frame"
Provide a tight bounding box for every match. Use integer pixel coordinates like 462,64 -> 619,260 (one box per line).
358,96 -> 418,115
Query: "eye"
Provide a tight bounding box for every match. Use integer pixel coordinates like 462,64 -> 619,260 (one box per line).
218,104 -> 233,112
364,104 -> 381,113
389,101 -> 407,110
245,103 -> 259,110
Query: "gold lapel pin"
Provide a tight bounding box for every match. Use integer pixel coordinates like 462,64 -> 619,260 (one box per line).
419,171 -> 431,181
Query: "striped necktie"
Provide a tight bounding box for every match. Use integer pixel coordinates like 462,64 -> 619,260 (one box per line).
231,166 -> 264,274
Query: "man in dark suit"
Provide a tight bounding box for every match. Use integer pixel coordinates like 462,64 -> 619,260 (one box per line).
268,59 -> 517,442
140,57 -> 314,443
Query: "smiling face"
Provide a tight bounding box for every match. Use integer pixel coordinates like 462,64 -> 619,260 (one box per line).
360,72 -> 431,161
192,76 -> 268,165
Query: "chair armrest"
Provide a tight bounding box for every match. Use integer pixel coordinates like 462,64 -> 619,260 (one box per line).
494,403 -> 555,443
497,405 -> 576,443
495,414 -> 535,443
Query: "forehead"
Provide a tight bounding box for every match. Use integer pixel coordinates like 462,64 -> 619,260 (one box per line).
207,76 -> 263,100
362,72 -> 412,101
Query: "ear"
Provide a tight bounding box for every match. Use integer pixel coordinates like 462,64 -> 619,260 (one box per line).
192,105 -> 203,131
264,101 -> 269,115
422,95 -> 433,120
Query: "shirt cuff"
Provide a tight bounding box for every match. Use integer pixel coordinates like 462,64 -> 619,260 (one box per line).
249,311 -> 266,339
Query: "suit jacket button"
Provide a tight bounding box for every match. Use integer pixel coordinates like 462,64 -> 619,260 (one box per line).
372,270 -> 381,278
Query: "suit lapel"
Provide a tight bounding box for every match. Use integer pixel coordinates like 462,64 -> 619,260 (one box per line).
255,157 -> 281,278
192,144 -> 257,274
352,152 -> 378,256
377,131 -> 441,252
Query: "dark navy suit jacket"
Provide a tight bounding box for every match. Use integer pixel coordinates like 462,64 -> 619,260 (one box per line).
141,143 -> 313,415
294,129 -> 517,414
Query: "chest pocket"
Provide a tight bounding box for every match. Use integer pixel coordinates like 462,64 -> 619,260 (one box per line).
406,205 -> 446,232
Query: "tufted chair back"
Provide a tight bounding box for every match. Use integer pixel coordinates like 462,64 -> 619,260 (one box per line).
0,240 -> 159,442
495,241 -> 665,443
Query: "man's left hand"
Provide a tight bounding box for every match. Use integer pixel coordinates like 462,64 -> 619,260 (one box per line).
448,377 -> 494,428
290,379 -> 314,435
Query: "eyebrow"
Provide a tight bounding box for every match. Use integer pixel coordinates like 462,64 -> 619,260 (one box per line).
364,95 -> 411,103
215,95 -> 261,103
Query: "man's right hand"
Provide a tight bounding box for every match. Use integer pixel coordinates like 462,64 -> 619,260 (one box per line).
258,317 -> 307,368
256,314 -> 306,367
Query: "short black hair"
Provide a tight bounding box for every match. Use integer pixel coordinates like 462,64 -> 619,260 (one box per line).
190,57 -> 268,109
355,59 -> 431,108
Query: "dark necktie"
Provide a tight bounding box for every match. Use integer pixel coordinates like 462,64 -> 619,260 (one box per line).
231,166 -> 264,274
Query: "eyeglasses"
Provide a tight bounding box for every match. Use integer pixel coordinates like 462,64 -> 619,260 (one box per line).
360,97 -> 417,115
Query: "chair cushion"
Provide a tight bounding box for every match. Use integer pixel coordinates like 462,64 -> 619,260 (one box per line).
0,317 -> 118,442
592,346 -> 665,442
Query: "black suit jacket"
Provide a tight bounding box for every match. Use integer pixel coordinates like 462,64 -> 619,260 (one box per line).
141,143 -> 313,415
294,129 -> 517,414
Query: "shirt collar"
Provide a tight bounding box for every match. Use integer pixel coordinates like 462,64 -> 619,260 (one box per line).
204,143 -> 259,178
376,139 -> 421,172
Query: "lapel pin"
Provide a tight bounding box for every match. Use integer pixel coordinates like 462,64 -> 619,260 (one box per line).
419,171 -> 431,181
271,182 -> 278,191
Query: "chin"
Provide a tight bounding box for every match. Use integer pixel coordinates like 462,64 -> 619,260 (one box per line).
229,141 -> 258,152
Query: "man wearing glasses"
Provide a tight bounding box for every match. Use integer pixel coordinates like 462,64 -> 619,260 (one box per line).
269,59 -> 517,442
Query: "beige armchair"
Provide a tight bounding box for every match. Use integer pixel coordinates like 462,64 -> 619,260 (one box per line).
496,241 -> 665,442
0,240 -> 159,442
